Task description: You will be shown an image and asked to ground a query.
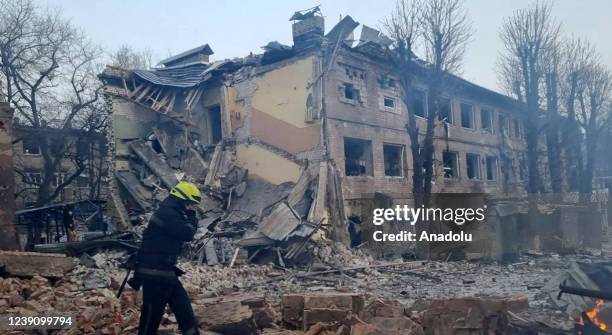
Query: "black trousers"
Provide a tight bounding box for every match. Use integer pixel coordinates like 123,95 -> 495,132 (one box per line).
138,279 -> 199,335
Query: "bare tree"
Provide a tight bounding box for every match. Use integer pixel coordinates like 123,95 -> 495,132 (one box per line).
541,37 -> 563,194
382,0 -> 421,194
384,0 -> 471,259
109,44 -> 153,70
498,1 -> 561,196
575,63 -> 612,194
0,0 -> 105,206
559,37 -> 596,192
419,0 -> 472,196
382,0 -> 425,256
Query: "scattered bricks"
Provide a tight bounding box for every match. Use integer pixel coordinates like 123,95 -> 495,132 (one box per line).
360,299 -> 405,321
303,308 -> 350,327
369,317 -> 423,335
282,294 -> 306,328
197,293 -> 276,329
282,292 -> 365,331
421,298 -> 512,335
350,322 -> 380,335
0,251 -> 75,279
195,299 -> 257,334
282,292 -> 364,331
505,294 -> 529,313
304,294 -> 354,310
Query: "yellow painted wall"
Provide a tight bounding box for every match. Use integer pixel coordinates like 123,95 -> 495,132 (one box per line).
251,56 -> 314,128
235,144 -> 301,184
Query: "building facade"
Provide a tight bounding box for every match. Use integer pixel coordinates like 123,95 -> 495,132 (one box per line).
101,9 -> 534,229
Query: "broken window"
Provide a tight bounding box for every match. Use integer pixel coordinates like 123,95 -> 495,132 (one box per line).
52,173 -> 64,187
383,96 -> 396,110
486,156 -> 497,181
409,89 -> 426,118
460,103 -> 474,129
443,151 -> 458,179
23,170 -> 42,188
383,144 -> 405,177
513,119 -> 521,138
341,83 -> 361,103
499,114 -> 510,135
439,98 -> 453,124
22,138 -> 40,155
481,108 -> 493,132
466,153 -> 480,180
344,138 -> 373,176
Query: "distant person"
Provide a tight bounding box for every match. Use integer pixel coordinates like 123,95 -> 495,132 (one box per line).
129,181 -> 202,335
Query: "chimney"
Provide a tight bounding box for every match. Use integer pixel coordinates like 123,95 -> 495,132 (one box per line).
290,7 -> 324,50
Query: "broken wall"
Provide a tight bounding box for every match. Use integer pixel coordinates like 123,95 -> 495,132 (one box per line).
230,55 -> 324,185
324,48 -> 528,212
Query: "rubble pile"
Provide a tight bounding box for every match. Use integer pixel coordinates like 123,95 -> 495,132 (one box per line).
3,248 -> 612,334
0,274 -> 141,335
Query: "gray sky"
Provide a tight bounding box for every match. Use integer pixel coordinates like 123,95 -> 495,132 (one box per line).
41,0 -> 612,94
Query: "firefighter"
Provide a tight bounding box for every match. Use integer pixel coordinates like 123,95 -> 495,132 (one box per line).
130,181 -> 202,335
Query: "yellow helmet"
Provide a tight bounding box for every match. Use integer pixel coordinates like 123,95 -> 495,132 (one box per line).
170,181 -> 202,204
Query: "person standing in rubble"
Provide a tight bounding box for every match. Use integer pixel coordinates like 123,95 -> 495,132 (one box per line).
129,181 -> 202,335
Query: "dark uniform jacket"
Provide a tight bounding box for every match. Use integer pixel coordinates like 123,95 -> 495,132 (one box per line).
132,196 -> 197,286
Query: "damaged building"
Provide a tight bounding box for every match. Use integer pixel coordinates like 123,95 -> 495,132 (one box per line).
12,122 -> 108,209
99,9 -> 533,248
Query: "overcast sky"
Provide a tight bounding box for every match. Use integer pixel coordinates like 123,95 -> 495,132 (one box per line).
40,0 -> 612,94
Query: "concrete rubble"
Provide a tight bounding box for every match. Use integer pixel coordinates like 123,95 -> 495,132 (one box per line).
2,243 -> 612,334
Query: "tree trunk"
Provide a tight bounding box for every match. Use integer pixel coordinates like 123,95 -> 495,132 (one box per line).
581,130 -> 597,194
563,78 -> 583,192
545,73 -> 563,196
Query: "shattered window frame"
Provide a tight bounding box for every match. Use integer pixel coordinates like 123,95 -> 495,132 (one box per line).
343,137 -> 374,177
481,108 -> 493,133
442,151 -> 459,179
465,153 -> 481,180
460,103 -> 475,129
383,96 -> 396,110
342,82 -> 360,102
485,156 -> 498,181
22,138 -> 41,155
383,143 -> 405,177
23,170 -> 42,188
51,172 -> 65,187
439,97 -> 453,125
409,89 -> 427,118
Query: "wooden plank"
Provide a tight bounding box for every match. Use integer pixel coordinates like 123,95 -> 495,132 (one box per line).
308,162 -> 327,223
128,83 -> 145,99
229,247 -> 240,268
204,144 -> 223,187
0,251 -> 75,279
288,168 -> 312,207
